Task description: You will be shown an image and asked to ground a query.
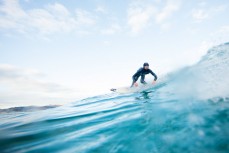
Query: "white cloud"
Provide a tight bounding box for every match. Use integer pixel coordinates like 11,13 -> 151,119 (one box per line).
191,4 -> 227,22
0,64 -> 65,93
127,3 -> 155,34
0,0 -> 96,35
0,64 -> 82,108
95,5 -> 106,13
101,24 -> 121,35
127,0 -> 181,34
0,64 -> 43,78
75,9 -> 96,25
155,0 -> 181,23
0,0 -> 27,32
191,9 -> 209,22
47,3 -> 70,17
0,0 -> 26,18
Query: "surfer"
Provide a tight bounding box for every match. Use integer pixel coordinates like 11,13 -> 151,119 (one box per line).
131,62 -> 157,87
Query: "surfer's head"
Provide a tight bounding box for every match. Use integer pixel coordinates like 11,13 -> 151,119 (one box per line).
143,62 -> 149,69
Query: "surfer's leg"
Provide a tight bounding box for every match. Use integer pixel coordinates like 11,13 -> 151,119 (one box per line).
131,76 -> 138,87
131,79 -> 137,87
140,75 -> 147,84
130,81 -> 135,87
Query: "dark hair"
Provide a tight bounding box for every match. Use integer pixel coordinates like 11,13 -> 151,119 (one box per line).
143,62 -> 149,67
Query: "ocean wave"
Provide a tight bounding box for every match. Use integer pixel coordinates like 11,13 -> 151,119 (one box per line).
0,43 -> 229,153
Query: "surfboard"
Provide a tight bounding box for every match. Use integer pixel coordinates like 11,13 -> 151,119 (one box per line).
110,84 -> 154,94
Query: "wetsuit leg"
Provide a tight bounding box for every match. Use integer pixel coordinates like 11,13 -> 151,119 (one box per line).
130,80 -> 135,87
131,76 -> 138,87
140,75 -> 147,84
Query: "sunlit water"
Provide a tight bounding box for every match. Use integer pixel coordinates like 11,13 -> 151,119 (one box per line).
0,43 -> 229,153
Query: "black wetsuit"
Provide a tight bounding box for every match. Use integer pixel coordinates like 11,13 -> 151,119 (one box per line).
131,67 -> 157,87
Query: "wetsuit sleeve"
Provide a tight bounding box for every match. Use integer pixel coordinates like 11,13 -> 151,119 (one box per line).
149,69 -> 158,81
132,68 -> 142,82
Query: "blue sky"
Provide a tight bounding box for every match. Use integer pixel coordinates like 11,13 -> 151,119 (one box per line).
0,0 -> 229,108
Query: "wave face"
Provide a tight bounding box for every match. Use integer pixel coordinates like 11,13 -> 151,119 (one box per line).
0,43 -> 229,153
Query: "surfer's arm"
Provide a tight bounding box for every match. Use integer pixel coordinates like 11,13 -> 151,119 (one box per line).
150,70 -> 158,81
132,75 -> 139,82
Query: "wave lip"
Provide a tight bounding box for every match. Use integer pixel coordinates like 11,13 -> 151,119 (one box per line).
159,42 -> 229,100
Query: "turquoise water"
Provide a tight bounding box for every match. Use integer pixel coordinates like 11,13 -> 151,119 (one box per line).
0,43 -> 229,153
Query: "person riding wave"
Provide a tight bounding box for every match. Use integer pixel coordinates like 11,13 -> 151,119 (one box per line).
131,62 -> 157,87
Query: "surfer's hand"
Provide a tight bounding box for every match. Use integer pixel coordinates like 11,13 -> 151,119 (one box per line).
152,81 -> 156,85
134,82 -> 138,87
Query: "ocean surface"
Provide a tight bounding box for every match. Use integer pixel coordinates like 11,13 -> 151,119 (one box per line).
0,43 -> 229,153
